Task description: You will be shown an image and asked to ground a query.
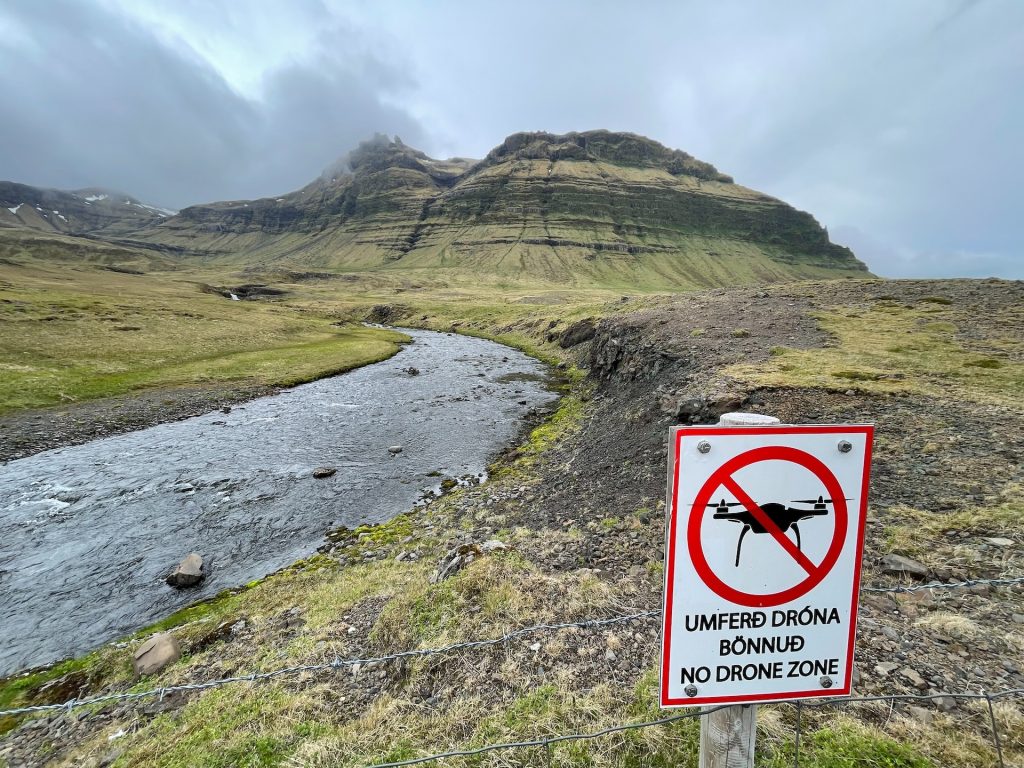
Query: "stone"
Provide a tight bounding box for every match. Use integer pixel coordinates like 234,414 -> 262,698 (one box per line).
133,633 -> 181,675
431,543 -> 482,582
881,626 -> 901,641
905,705 -> 934,725
983,537 -> 1014,547
671,397 -> 707,421
934,696 -> 957,713
388,445 -> 403,455
480,540 -> 509,553
166,553 -> 204,587
899,667 -> 928,689
1012,614 -> 1024,625
880,554 -> 929,580
875,662 -> 899,677
312,467 -> 336,479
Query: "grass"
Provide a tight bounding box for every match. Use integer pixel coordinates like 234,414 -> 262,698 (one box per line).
727,301 -> 1024,408
0,252 -> 410,413
882,493 -> 1024,571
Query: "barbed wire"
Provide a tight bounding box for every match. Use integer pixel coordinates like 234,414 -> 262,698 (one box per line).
2,575 -> 1022,720
862,575 -> 1024,593
0,611 -> 660,718
361,688 -> 1024,768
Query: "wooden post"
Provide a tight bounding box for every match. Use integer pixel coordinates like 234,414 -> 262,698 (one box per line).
698,412 -> 780,768
699,704 -> 757,768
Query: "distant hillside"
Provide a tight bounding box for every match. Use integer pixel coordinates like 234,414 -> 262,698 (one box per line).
8,132 -> 870,289
0,181 -> 174,237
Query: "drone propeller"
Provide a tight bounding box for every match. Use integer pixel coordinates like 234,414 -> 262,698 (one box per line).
790,496 -> 852,504
705,499 -> 743,508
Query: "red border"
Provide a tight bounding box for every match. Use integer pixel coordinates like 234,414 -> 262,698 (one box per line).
659,424 -> 873,708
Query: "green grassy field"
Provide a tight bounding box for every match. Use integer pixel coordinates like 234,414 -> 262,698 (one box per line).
0,231 -> 412,413
0,228 -> 651,415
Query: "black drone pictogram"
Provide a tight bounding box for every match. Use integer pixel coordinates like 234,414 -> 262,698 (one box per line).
703,495 -> 850,567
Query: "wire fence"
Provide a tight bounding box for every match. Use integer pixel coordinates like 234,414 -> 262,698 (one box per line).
364,689 -> 1024,768
3,575 -> 1023,765
1,575 -> 1021,720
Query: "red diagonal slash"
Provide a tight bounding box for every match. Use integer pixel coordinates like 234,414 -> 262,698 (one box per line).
721,475 -> 819,575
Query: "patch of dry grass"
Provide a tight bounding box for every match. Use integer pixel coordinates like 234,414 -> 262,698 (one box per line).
727,301 -> 1024,409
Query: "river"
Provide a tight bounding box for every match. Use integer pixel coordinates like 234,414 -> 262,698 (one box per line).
0,329 -> 558,675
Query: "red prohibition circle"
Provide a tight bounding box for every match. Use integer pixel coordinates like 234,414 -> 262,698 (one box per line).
686,446 -> 848,608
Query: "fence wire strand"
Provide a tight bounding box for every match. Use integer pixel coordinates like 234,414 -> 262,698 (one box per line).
0,575 -> 1021,721
362,690 -> 1024,768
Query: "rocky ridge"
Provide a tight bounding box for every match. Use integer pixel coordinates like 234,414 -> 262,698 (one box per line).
0,182 -> 173,236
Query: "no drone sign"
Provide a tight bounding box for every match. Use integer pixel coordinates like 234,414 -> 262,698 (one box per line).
660,420 -> 873,707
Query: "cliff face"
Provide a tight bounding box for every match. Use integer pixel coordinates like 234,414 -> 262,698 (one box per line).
132,131 -> 870,288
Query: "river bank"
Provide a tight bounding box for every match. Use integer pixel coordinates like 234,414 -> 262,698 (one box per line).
2,279 -> 1023,768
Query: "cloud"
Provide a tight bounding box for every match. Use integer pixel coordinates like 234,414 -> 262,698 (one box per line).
0,0 -> 423,208
831,226 -> 1021,280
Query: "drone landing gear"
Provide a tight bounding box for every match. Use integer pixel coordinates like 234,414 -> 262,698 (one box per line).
735,524 -> 750,567
792,523 -> 801,551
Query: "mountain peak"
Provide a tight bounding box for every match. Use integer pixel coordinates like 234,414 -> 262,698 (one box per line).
484,130 -> 733,182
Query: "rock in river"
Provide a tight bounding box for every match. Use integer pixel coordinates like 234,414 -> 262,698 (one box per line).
133,633 -> 181,675
312,467 -> 337,479
167,553 -> 205,587
388,446 -> 403,455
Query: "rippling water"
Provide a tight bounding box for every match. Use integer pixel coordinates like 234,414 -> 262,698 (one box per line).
0,329 -> 557,674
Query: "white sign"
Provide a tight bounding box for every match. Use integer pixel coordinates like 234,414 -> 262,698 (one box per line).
660,424 -> 873,707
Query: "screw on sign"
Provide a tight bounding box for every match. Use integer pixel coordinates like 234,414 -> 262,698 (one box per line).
659,414 -> 873,767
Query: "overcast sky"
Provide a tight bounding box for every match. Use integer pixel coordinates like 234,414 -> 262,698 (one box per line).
1,0 -> 1021,278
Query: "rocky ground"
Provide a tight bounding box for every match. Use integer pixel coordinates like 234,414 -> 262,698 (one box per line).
1,278 -> 1022,767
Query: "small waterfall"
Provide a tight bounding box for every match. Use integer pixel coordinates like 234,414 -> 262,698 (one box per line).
229,293 -> 240,301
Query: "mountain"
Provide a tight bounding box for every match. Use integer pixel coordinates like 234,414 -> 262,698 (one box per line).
0,181 -> 175,237
7,132 -> 869,289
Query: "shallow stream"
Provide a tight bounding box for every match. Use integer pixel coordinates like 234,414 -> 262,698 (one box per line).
0,329 -> 557,674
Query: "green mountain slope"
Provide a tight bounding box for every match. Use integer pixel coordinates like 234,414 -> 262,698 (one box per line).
101,132 -> 871,289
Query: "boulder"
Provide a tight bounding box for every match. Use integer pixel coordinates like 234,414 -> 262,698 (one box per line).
312,467 -> 336,479
879,554 -> 929,580
167,553 -> 204,587
388,446 -> 403,455
133,633 -> 181,676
